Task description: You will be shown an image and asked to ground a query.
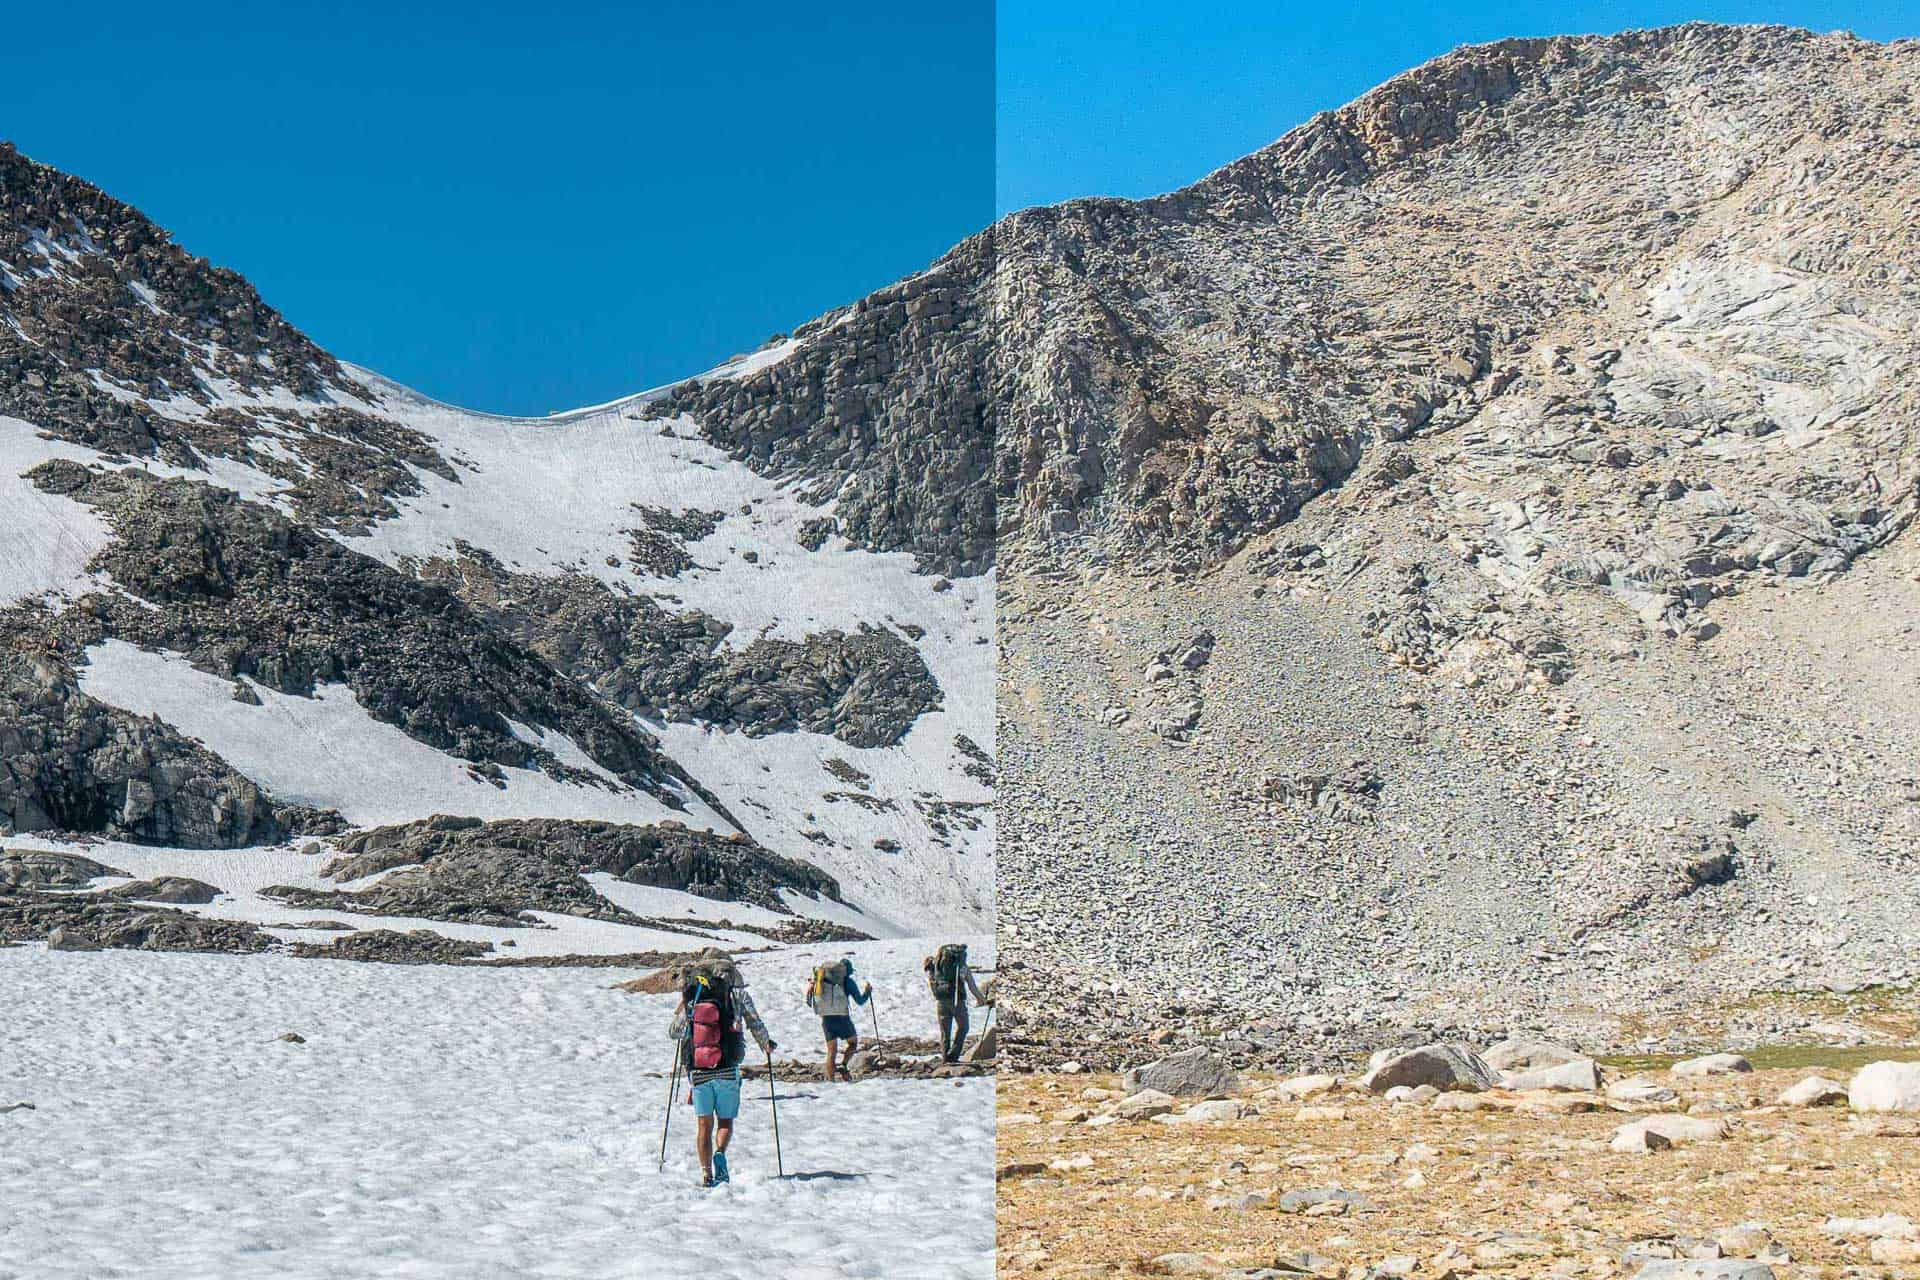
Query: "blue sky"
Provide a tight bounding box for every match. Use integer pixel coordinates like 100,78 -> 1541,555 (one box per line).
997,1 -> 1920,213
0,3 -> 991,414
5,6 -> 1914,414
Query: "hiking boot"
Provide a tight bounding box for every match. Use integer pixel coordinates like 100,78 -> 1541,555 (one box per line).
712,1152 -> 730,1184
701,1172 -> 716,1189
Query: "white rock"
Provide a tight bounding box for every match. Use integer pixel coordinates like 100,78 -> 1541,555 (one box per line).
1611,1114 -> 1730,1152
1503,1057 -> 1601,1092
1776,1075 -> 1848,1107
1482,1035 -> 1586,1072
1608,1076 -> 1680,1104
1849,1060 -> 1920,1113
1270,1073 -> 1338,1100
1114,1088 -> 1177,1120
1822,1214 -> 1917,1240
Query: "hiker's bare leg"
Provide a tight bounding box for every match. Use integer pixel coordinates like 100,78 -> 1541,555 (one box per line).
824,1037 -> 839,1081
715,1118 -> 734,1154
838,1035 -> 855,1079
695,1115 -> 715,1176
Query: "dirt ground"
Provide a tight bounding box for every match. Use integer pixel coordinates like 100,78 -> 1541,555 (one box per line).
997,1058 -> 1920,1279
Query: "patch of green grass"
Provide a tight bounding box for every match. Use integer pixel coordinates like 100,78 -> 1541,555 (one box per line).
1603,1044 -> 1920,1074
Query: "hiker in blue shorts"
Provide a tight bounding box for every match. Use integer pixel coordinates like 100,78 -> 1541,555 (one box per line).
668,958 -> 774,1187
805,957 -> 872,1082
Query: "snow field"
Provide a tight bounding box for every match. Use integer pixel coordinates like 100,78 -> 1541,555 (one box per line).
0,939 -> 994,1280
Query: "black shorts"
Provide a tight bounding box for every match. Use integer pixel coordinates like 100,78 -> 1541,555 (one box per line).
821,1015 -> 858,1041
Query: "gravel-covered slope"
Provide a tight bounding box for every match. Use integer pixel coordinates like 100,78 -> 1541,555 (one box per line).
994,24 -> 1920,1056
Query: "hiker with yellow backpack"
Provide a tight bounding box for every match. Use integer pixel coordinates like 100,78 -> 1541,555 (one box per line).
805,957 -> 872,1083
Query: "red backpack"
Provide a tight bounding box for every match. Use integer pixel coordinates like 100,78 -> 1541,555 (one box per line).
682,969 -> 742,1071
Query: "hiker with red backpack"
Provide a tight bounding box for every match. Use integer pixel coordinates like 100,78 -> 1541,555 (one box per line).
924,943 -> 987,1063
666,957 -> 775,1188
805,957 -> 872,1083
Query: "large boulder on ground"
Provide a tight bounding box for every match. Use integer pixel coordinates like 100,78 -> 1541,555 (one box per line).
1482,1036 -> 1586,1073
965,1024 -> 998,1062
0,850 -> 126,890
1611,1114 -> 1731,1152
1504,1057 -> 1602,1092
1672,1053 -> 1753,1077
1608,1077 -> 1680,1105
1122,1047 -> 1240,1097
1361,1043 -> 1500,1095
1633,1263 -> 1775,1279
105,876 -> 221,905
1849,1061 -> 1920,1113
1114,1089 -> 1177,1120
1777,1075 -> 1849,1108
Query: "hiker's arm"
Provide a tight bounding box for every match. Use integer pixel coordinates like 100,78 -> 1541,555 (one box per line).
962,965 -> 986,1004
738,990 -> 775,1056
849,978 -> 871,1006
666,1000 -> 686,1040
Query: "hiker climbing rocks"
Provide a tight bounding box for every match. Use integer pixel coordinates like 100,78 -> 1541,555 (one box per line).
924,943 -> 987,1062
667,957 -> 774,1188
806,957 -> 872,1083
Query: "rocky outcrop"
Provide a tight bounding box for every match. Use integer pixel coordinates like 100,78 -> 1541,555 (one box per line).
412,546 -> 941,747
0,892 -> 265,952
0,623 -> 343,846
997,25 -> 1920,1050
0,848 -> 125,889
29,464 -> 697,805
272,814 -> 841,927
657,248 -> 994,578
288,928 -> 494,964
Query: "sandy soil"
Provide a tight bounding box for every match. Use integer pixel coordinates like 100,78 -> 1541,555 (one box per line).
997,1059 -> 1920,1279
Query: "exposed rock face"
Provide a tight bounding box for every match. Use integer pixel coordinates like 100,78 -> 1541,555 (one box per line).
0,143 -> 456,533
0,849 -> 125,890
413,546 -> 941,747
0,892 -> 265,952
2,136 -> 993,939
657,248 -> 994,577
28,465 -> 694,805
272,814 -> 841,926
289,928 -> 494,965
996,25 -> 1920,1052
105,876 -> 221,905
0,626 -> 343,846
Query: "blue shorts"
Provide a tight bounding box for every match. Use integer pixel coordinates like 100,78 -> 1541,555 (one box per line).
690,1074 -> 741,1119
821,1015 -> 858,1041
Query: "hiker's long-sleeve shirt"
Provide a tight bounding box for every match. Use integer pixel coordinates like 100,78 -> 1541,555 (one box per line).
668,988 -> 773,1085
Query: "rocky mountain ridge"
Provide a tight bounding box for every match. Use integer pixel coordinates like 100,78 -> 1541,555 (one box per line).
990,24 -> 1920,1052
0,138 -> 994,952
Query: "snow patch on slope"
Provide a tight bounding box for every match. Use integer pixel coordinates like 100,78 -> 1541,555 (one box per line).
74,640 -> 725,831
0,416 -> 113,606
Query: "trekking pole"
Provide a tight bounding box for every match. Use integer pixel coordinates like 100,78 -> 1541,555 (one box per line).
869,989 -> 880,1040
766,1051 -> 785,1178
658,1051 -> 681,1172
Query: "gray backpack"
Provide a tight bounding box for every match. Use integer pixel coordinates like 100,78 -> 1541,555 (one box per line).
809,960 -> 851,1017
